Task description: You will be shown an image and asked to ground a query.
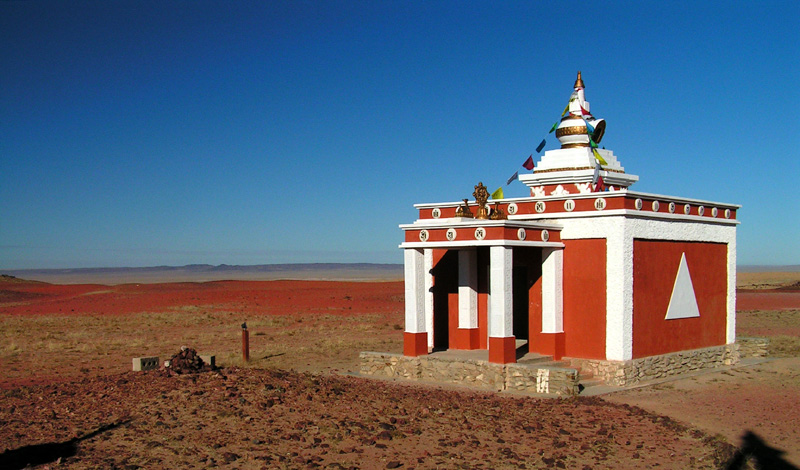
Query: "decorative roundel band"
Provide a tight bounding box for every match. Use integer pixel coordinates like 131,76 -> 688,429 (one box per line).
724,209 -> 731,219
712,207 -> 718,217
517,228 -> 526,240
698,205 -> 705,216
594,198 -> 606,211
683,204 -> 691,215
564,200 -> 575,212
432,208 -> 441,219
541,230 -> 550,242
635,198 -> 643,210
507,203 -> 518,215
474,227 -> 486,240
419,230 -> 429,242
446,228 -> 457,241
535,201 -> 546,213
652,200 -> 660,212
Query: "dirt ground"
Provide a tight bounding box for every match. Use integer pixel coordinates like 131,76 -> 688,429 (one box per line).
1,273 -> 799,469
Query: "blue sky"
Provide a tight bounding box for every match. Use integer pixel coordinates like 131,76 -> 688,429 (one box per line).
1,1 -> 798,269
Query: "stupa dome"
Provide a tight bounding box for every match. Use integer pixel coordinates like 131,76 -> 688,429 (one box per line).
555,71 -> 605,149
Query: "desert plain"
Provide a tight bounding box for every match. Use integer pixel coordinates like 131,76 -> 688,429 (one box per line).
0,269 -> 799,469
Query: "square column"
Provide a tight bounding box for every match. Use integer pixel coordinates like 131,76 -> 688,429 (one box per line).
541,248 -> 564,333
540,248 -> 565,360
455,249 -> 480,349
488,246 -> 515,364
424,249 -> 434,350
403,248 -> 428,356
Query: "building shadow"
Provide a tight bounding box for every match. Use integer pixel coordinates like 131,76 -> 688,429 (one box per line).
0,419 -> 130,470
725,430 -> 798,470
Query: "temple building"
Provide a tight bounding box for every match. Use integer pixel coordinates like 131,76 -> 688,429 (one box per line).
376,72 -> 742,390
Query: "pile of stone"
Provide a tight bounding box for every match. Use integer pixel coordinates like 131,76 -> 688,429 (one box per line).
165,346 -> 214,374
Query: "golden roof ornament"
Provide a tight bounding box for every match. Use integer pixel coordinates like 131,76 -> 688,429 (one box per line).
473,182 -> 490,220
454,198 -> 474,218
489,203 -> 506,220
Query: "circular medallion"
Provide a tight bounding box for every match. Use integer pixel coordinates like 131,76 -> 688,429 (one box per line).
517,228 -> 526,241
652,200 -> 660,212
712,207 -> 718,217
474,227 -> 486,240
507,203 -> 518,215
419,230 -> 429,242
724,209 -> 731,219
446,228 -> 456,241
564,200 -> 575,212
594,198 -> 606,211
684,204 -> 691,215
635,198 -> 643,210
698,205 -> 705,216
541,230 -> 550,242
668,202 -> 675,214
432,208 -> 441,219
535,201 -> 546,213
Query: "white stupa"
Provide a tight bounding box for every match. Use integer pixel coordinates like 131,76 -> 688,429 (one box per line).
519,71 -> 639,195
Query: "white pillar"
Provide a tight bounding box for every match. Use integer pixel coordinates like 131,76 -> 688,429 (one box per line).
458,249 -> 478,329
541,248 -> 564,333
404,248 -> 426,333
424,249 -> 435,348
489,246 -> 513,338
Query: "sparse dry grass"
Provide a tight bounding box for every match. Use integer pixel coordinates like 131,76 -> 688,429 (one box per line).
0,306 -> 403,388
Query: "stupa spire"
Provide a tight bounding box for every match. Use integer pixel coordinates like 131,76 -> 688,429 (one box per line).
574,71 -> 585,90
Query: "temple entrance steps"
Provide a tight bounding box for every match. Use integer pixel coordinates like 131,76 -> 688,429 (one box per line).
516,352 -> 606,394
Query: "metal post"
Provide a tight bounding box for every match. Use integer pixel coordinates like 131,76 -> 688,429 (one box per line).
241,321 -> 250,362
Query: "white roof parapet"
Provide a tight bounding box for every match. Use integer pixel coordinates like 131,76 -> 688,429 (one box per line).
400,219 -> 563,231
509,210 -> 740,225
414,190 -> 739,210
399,240 -> 565,249
624,190 -> 741,209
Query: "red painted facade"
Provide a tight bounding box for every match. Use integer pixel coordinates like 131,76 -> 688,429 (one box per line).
632,240 -> 727,358
562,239 -> 607,359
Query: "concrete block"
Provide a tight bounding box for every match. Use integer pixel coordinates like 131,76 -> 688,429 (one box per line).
132,356 -> 159,371
200,354 -> 216,367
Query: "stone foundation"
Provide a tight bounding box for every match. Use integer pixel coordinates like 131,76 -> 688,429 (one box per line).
736,337 -> 769,358
359,352 -> 579,396
567,344 -> 740,387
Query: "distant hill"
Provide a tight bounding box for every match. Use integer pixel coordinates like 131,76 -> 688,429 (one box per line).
5,263 -> 798,285
1,263 -> 404,285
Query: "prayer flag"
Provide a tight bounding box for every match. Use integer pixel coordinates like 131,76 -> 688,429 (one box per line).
592,148 -> 608,166
535,139 -> 546,153
549,121 -> 559,133
589,138 -> 598,149
491,187 -> 504,200
585,120 -> 595,134
506,171 -> 518,186
522,155 -> 535,170
592,160 -> 606,192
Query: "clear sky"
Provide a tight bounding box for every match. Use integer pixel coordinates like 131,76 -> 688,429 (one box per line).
1,1 -> 798,269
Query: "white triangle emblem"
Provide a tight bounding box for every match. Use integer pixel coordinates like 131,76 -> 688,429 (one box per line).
665,253 -> 701,320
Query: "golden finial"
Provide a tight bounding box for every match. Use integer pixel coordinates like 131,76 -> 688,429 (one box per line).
574,71 -> 585,89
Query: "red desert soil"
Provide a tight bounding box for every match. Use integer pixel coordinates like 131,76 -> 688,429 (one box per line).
2,276 -> 799,468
